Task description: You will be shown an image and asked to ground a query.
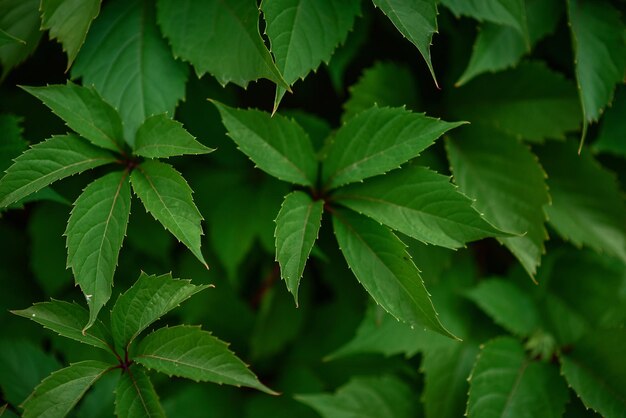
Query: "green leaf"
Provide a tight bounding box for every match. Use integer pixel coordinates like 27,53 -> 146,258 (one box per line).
73,0 -> 188,144
0,28 -> 24,47
21,83 -> 126,153
0,114 -> 27,173
466,278 -> 539,336
135,325 -> 275,394
560,329 -> 626,418
157,0 -> 287,89
446,126 -> 549,277
594,85 -> 626,157
296,375 -> 418,418
66,171 -> 132,330
12,300 -> 114,352
212,102 -> 318,186
110,272 -> 209,352
342,61 -> 420,123
372,0 -> 439,85
134,114 -> 214,159
539,141 -> 626,263
450,62 -> 581,141
0,134 -> 116,208
130,160 -> 207,267
467,337 -> 569,418
332,209 -> 455,338
22,361 -> 112,418
262,0 -> 360,108
115,366 -> 165,418
568,0 -> 626,126
275,191 -> 324,304
322,106 -> 464,190
0,0 -> 42,79
40,0 -> 101,68
334,165 -> 503,249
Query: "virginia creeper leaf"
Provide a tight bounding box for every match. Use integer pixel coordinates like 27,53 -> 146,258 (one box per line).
539,141 -> 626,263
446,126 -> 549,277
135,325 -> 275,394
110,272 -> 210,352
21,83 -> 126,153
594,86 -> 626,157
372,0 -> 439,86
0,134 -> 116,208
130,160 -> 207,267
12,300 -> 114,352
157,0 -> 287,89
22,361 -> 112,418
332,209 -> 455,338
322,106 -> 464,190
115,367 -> 165,418
73,0 -> 188,144
134,114 -> 214,159
334,165 -> 503,249
66,170 -> 131,330
0,0 -> 42,79
467,337 -> 568,418
212,102 -> 318,186
40,0 -> 101,68
275,191 -> 324,304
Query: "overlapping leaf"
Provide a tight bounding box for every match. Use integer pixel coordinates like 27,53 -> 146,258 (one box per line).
115,367 -> 165,418
134,114 -> 214,159
0,0 -> 42,79
0,114 -> 27,173
0,28 -> 24,47
594,85 -> 626,157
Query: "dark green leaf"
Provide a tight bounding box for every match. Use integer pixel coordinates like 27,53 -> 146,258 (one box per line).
0,114 -> 27,173
0,28 -> 24,47
134,114 -> 214,159
594,85 -> 626,157
115,366 -> 165,418
0,0 -> 42,79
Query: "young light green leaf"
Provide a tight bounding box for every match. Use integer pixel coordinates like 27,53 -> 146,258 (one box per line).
157,0 -> 287,89
539,141 -> 626,263
332,209 -> 456,338
40,0 -> 101,69
594,86 -> 626,157
115,367 -> 165,418
0,0 -> 42,79
372,0 -> 439,86
134,114 -> 214,159
446,126 -> 549,277
296,375 -> 418,418
21,361 -> 113,418
322,106 -> 464,190
467,337 -> 568,418
73,0 -> 188,144
66,170 -> 132,330
275,191 -> 324,304
130,160 -> 207,267
11,300 -> 114,352
212,102 -> 318,186
110,272 -> 210,352
568,0 -> 626,127
135,325 -> 275,394
0,134 -> 116,208
262,0 -> 360,109
334,165 -> 504,249
560,329 -> 626,418
22,83 -> 125,152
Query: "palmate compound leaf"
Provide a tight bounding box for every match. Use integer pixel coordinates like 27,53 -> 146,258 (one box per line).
115,366 -> 165,418
262,0 -> 361,109
275,191 -> 324,305
212,101 -> 318,186
66,170 -> 132,331
467,337 -> 569,418
21,361 -> 113,418
134,325 -> 275,394
322,106 -> 464,190
372,0 -> 439,86
332,209 -> 456,339
0,134 -> 116,208
12,300 -> 114,352
445,125 -> 549,277
133,114 -> 214,159
156,0 -> 287,90
21,83 -> 126,153
333,165 -> 504,249
110,272 -> 210,352
0,0 -> 42,79
73,0 -> 188,145
130,160 -> 207,267
40,0 -> 101,69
